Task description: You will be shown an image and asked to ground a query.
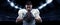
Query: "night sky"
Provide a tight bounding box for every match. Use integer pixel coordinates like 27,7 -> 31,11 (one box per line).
0,0 -> 60,22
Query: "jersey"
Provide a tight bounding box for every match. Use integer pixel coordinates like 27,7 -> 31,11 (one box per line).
23,10 -> 35,23
17,9 -> 40,25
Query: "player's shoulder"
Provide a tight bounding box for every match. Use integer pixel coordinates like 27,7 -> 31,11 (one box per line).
32,9 -> 39,11
18,9 -> 27,13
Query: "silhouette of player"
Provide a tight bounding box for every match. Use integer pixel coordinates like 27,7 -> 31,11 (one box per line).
16,1 -> 42,25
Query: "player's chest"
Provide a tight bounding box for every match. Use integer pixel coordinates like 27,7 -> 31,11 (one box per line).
22,11 -> 36,17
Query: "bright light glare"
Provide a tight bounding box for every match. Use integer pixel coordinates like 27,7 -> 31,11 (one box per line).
38,0 -> 53,9
46,0 -> 53,4
7,0 -> 22,9
14,6 -> 19,9
10,2 -> 15,7
38,3 -> 47,9
7,0 -> 10,2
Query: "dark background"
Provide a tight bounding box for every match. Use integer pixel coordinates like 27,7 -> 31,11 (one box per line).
0,0 -> 60,23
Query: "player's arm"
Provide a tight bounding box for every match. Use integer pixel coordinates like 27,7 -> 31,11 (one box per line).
16,10 -> 23,23
35,9 -> 42,23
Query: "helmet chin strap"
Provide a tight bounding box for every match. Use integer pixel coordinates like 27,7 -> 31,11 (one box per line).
26,8 -> 32,12
26,9 -> 31,12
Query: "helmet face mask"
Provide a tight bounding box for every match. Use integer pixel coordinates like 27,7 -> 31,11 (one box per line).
25,1 -> 32,11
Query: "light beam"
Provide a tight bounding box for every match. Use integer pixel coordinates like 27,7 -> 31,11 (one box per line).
38,0 -> 53,9
14,6 -> 19,9
10,2 -> 15,7
7,0 -> 22,9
